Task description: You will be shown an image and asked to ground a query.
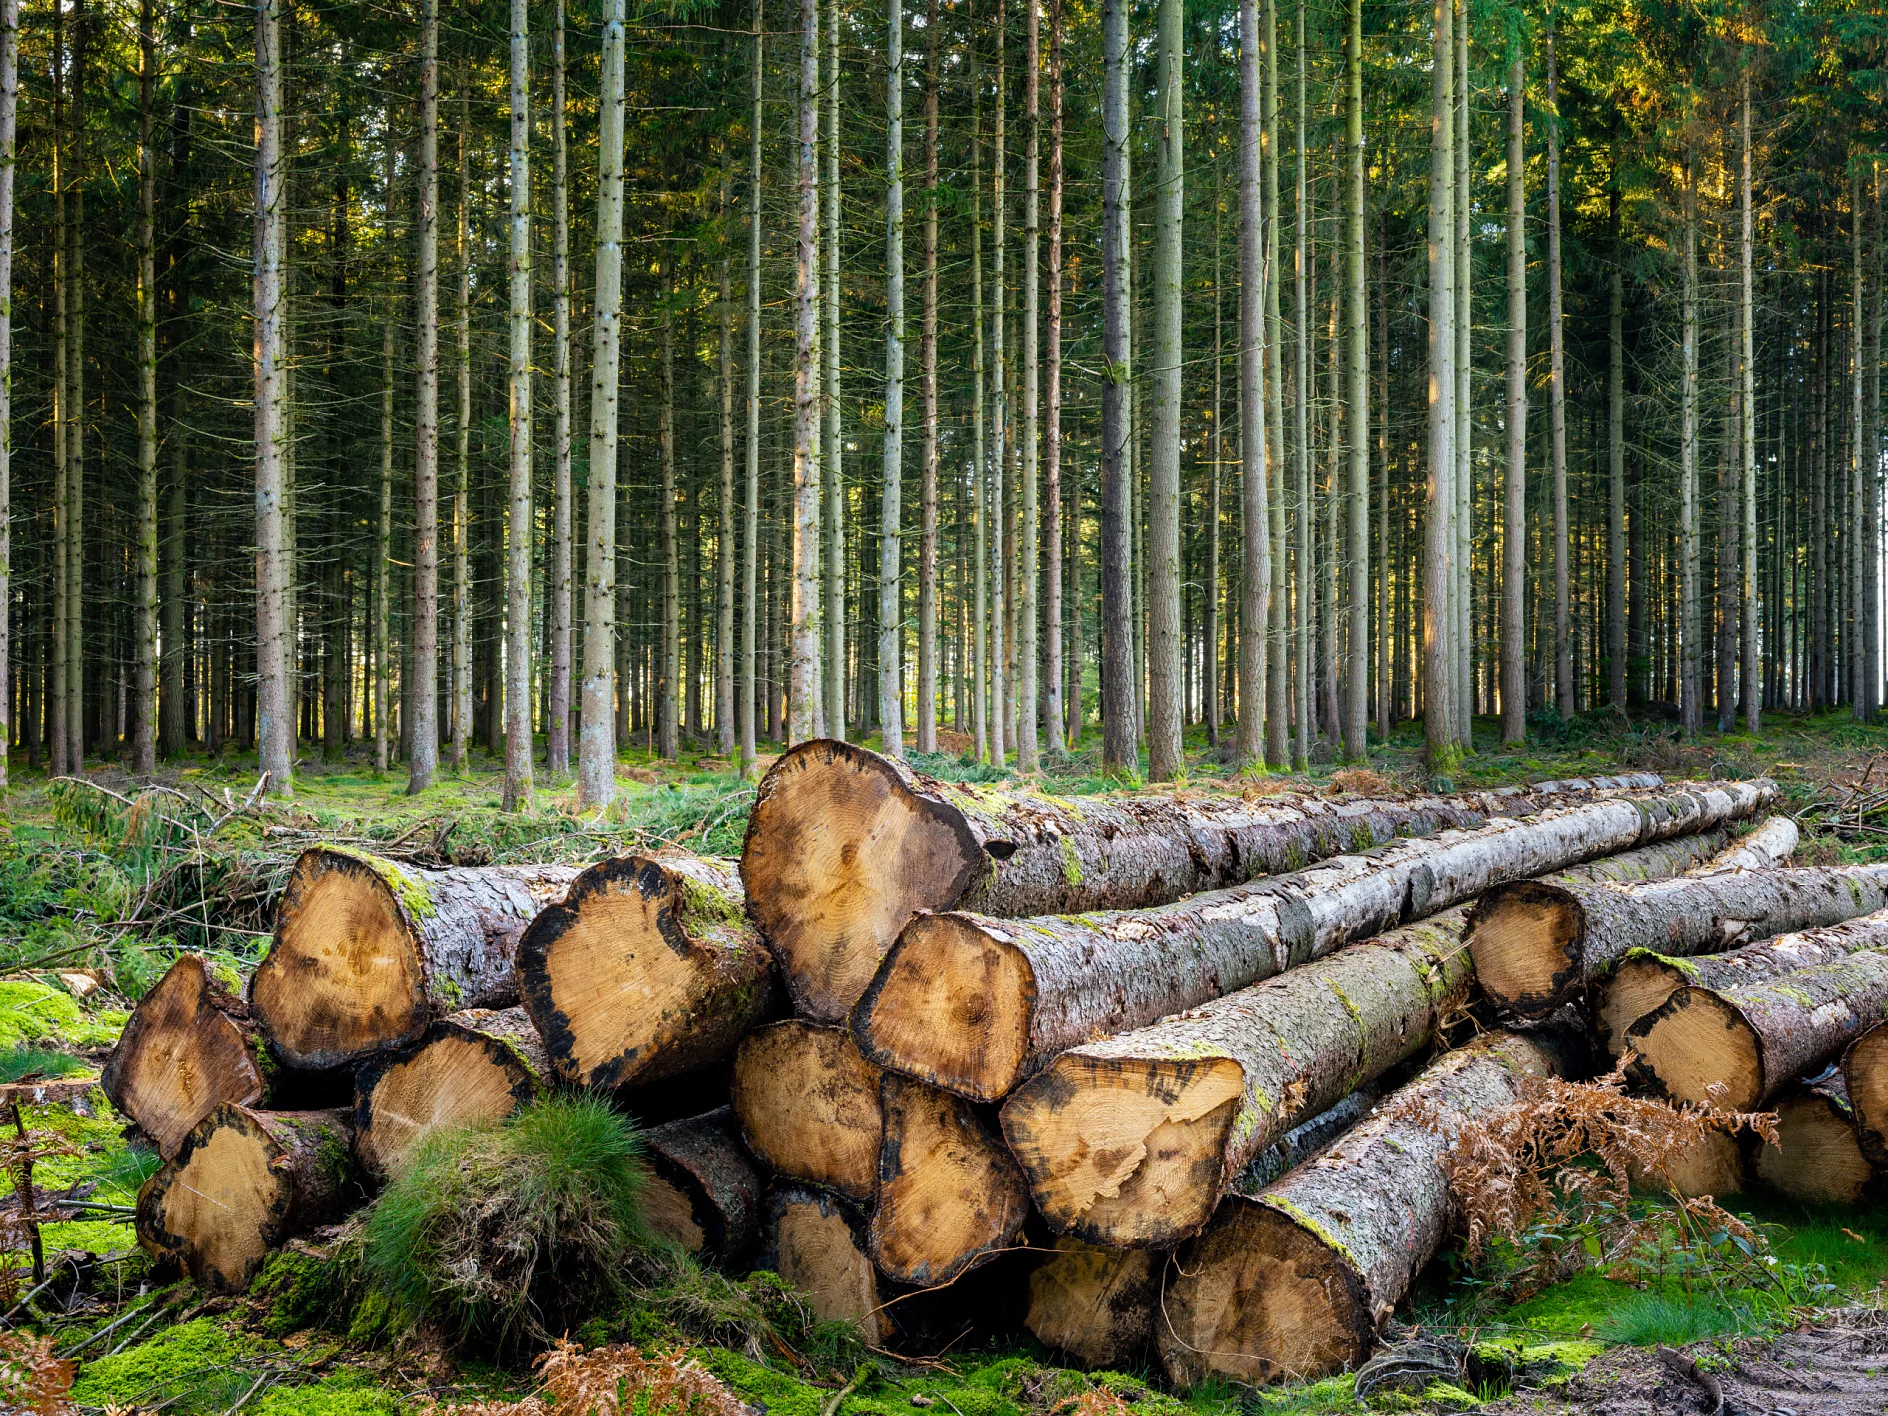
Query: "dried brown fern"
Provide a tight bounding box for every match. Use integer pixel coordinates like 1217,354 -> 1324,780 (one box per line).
421,1341 -> 751,1416
0,1332 -> 76,1416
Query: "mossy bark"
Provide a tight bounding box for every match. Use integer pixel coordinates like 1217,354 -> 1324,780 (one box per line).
640,1106 -> 763,1267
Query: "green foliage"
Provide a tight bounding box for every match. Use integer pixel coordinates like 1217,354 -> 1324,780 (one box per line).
252,1371 -> 403,1416
0,1045 -> 86,1082
361,1094 -> 654,1350
1592,1291 -> 1756,1347
0,980 -> 123,1050
68,1318 -> 255,1415
251,1238 -> 369,1338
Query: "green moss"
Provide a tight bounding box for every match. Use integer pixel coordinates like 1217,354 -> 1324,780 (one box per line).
701,1349 -> 824,1416
70,1318 -> 255,1414
253,1372 -> 403,1416
1060,835 -> 1084,888
0,980 -> 124,1050
325,844 -> 437,920
676,873 -> 747,928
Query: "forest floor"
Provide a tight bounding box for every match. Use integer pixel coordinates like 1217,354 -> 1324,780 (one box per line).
6,706 -> 1888,1415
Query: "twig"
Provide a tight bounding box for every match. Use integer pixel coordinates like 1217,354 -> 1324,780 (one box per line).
103,1306 -> 165,1356
222,1371 -> 275,1416
1656,1345 -> 1726,1416
59,1296 -> 159,1356
819,1366 -> 870,1416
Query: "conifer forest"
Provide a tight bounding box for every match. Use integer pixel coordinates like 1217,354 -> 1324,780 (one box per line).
0,0 -> 1880,800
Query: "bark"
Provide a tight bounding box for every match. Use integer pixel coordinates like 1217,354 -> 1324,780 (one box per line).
132,0 -> 155,774
408,0 -> 440,795
252,847 -> 580,1069
1026,1239 -> 1160,1370
1707,813 -> 1799,872
1291,6 -> 1310,770
578,0 -> 626,807
1473,856 -> 1887,1020
717,168 -> 736,762
351,1006 -> 544,1178
517,853 -> 775,1092
730,1020 -> 882,1200
869,1073 -> 1030,1286
1751,1074 -> 1877,1207
102,955 -> 266,1160
1680,161 -> 1700,736
65,0 -> 82,776
375,141 -> 394,774
822,0 -> 843,740
548,0 -> 572,776
760,1185 -> 895,1344
1422,0 -> 1455,764
1144,0 -> 1183,782
1607,220 -> 1625,710
254,0 -> 291,793
136,1105 -> 358,1293
999,829 -> 1756,1249
741,2 -> 763,779
1262,0 -> 1287,768
789,0 -> 822,746
1842,1022 -> 1888,1168
641,1107 -> 763,1267
1740,78 -> 1758,733
659,253 -> 680,761
1450,0 -> 1470,744
1627,944 -> 1888,1111
1156,1031 -> 1574,1386
1098,0 -> 1133,776
453,92 -> 472,771
987,0 -> 1007,769
49,0 -> 63,776
1342,0 -> 1367,761
862,780 -> 1772,1101
881,0 -> 905,758
504,0 -> 535,808
917,0 -> 939,755
1235,0 -> 1267,772
1500,51 -> 1526,746
1546,27 -> 1571,718
1016,0 -> 1040,771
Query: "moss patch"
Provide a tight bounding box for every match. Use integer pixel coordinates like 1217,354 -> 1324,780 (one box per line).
0,980 -> 124,1050
69,1318 -> 254,1414
253,1371 -> 404,1416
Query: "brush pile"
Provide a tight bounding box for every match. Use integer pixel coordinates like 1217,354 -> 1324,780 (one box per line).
105,742 -> 1888,1384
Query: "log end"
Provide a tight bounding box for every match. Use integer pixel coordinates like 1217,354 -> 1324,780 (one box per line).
731,1020 -> 882,1201
1157,1197 -> 1374,1388
252,848 -> 429,1069
1754,1085 -> 1877,1206
1002,1053 -> 1244,1249
135,1104 -> 294,1293
1628,1125 -> 1746,1198
519,855 -> 771,1092
1596,954 -> 1694,1061
641,1108 -> 765,1267
762,1185 -> 892,1344
1467,881 -> 1585,1017
1843,1023 -> 1888,1168
853,913 -> 1035,1102
1025,1238 -> 1159,1370
740,740 -> 985,1023
1624,987 -> 1764,1111
102,955 -> 265,1160
352,1021 -> 540,1177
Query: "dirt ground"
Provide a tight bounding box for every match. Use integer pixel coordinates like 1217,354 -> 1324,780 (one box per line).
1471,1309 -> 1888,1415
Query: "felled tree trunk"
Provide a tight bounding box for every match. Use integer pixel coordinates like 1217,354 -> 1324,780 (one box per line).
1156,1031 -> 1574,1387
869,1074 -> 1030,1286
135,1104 -> 358,1292
1025,1239 -> 1161,1369
101,954 -> 267,1160
1471,859 -> 1888,1021
759,1185 -> 897,1344
352,1006 -> 544,1177
518,854 -> 776,1093
1699,815 -> 1798,872
740,739 -> 1658,1022
252,847 -> 579,1069
729,1020 -> 881,1200
1843,1023 -> 1888,1168
1627,946 -> 1888,1110
859,780 -> 1772,1102
640,1107 -> 763,1267
1598,907 -> 1888,1058
1752,1074 -> 1878,1206
1629,1127 -> 1746,1198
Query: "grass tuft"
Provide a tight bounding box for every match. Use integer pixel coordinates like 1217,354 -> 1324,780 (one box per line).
1592,1291 -> 1755,1347
0,1046 -> 87,1083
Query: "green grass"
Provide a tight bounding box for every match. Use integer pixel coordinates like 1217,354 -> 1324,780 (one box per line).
0,1044 -> 87,1082
1593,1292 -> 1758,1347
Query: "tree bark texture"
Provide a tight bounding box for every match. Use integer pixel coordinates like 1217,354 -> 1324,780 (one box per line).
640,1106 -> 763,1268
407,0 -> 440,795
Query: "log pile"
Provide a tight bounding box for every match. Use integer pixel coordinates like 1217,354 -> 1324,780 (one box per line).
104,743 -> 1882,1384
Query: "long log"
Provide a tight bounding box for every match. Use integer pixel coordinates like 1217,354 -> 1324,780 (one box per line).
1156,1031 -> 1574,1387
741,739 -> 1663,1022
640,1107 -> 763,1267
1698,815 -> 1799,872
759,1184 -> 897,1344
1626,947 -> 1888,1109
1598,907 -> 1888,1058
868,1074 -> 1030,1286
1025,1239 -> 1162,1370
729,1021 -> 881,1200
517,854 -> 776,1093
351,1007 -> 545,1177
135,1104 -> 359,1292
1752,1074 -> 1878,1206
859,780 -> 1772,1103
1843,1023 -> 1888,1167
251,847 -> 579,1069
101,955 -> 267,1160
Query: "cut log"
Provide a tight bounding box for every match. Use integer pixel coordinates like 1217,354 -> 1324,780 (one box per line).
1025,1239 -> 1161,1369
1234,1089 -> 1379,1194
1156,1031 -> 1574,1387
252,847 -> 580,1069
135,1104 -> 358,1292
351,1006 -> 545,1177
1842,1023 -> 1888,1167
1698,815 -> 1799,872
640,1107 -> 763,1267
101,954 -> 267,1160
759,1184 -> 896,1343
741,741 -> 1660,1023
1627,1127 -> 1746,1198
517,854 -> 776,1092
1626,947 -> 1888,1109
1752,1074 -> 1878,1206
730,1021 -> 881,1200
1598,907 -> 1888,1058
1471,859 -> 1888,1020
860,780 -> 1773,1104
868,1074 -> 1030,1286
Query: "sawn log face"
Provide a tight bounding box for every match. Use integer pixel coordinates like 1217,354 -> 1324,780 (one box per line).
640,1106 -> 764,1266
351,1007 -> 543,1177
1843,1023 -> 1888,1168
730,1020 -> 882,1200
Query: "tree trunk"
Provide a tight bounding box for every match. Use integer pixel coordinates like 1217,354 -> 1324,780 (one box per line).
1016,0 -> 1040,771
917,0 -> 939,755
49,0 -> 63,776
65,0 -> 83,776
1450,0 -> 1470,746
1607,207 -> 1625,710
1342,0 -> 1367,761
760,1185 -> 896,1344
881,0 -> 905,758
869,1073 -> 1030,1285
1262,0 -> 1287,768
715,167 -> 736,762
1235,0 -> 1267,772
1679,159 -> 1700,736
1842,1022 -> 1888,1168
730,1020 -> 882,1200
452,90 -> 472,772
1422,0 -> 1455,765
132,0 -> 155,774
1098,0 -> 1133,776
1026,1239 -> 1159,1369
517,853 -> 775,1092
1144,0 -> 1183,782
789,0 -> 823,746
102,955 -> 267,1160
352,1006 -> 545,1177
254,0 -> 291,794
1156,1031 -> 1574,1386
407,0 -> 440,795
1473,855 -> 1888,1020
1546,26 -> 1571,718
1291,2 -> 1310,771
1741,77 -> 1760,733
659,253 -> 680,761
741,3 -> 763,778
641,1107 -> 763,1267
504,0 -> 536,808
987,0 -> 1007,770
1752,1074 -> 1877,1207
861,780 -> 1771,1101
547,0 -> 572,776
252,847 -> 579,1069
578,0 -> 626,806
1627,943 -> 1888,1111
1500,51 -> 1526,746
136,1105 -> 358,1293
